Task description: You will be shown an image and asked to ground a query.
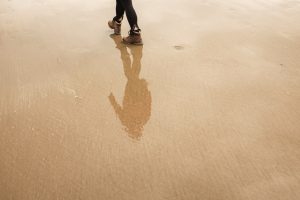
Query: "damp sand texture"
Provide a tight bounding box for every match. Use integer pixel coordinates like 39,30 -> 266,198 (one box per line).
1,0 -> 300,200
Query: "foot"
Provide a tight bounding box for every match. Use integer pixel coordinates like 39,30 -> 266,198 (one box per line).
108,20 -> 122,35
123,30 -> 143,45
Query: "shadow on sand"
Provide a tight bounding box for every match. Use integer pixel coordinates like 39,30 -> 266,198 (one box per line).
109,35 -> 151,140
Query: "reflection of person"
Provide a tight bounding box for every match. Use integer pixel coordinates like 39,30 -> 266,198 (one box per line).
109,35 -> 151,139
108,0 -> 143,45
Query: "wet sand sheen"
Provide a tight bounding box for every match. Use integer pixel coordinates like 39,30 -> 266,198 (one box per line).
0,0 -> 300,200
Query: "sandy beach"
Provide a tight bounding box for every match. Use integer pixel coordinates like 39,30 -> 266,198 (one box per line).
1,0 -> 300,199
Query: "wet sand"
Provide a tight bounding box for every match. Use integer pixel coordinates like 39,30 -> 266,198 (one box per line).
1,0 -> 300,199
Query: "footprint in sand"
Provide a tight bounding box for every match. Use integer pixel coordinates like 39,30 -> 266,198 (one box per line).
173,45 -> 184,50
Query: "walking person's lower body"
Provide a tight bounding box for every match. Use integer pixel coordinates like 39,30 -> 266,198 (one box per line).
108,0 -> 143,45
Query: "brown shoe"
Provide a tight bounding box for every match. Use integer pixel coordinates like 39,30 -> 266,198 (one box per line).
108,20 -> 121,35
123,30 -> 143,45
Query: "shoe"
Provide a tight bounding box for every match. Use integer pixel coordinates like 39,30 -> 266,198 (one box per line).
108,20 -> 122,35
123,30 -> 143,45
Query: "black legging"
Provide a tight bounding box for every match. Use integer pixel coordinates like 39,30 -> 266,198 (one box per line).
113,0 -> 139,30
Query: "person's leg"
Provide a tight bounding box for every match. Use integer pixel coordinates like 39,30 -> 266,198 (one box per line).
109,0 -> 124,35
113,0 -> 125,23
121,0 -> 140,31
109,0 -> 142,44
121,0 -> 143,44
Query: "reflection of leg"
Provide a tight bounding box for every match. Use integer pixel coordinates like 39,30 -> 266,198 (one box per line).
119,47 -> 132,79
129,46 -> 143,77
110,35 -> 136,80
